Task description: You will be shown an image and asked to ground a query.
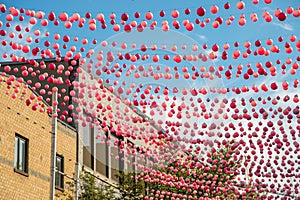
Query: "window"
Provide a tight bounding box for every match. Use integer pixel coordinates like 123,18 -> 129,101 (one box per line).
82,119 -> 95,170
14,134 -> 28,174
55,154 -> 64,189
96,130 -> 108,177
110,133 -> 125,183
110,134 -> 120,182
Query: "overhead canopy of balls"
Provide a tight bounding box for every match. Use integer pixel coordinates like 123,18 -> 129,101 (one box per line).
0,1 -> 299,199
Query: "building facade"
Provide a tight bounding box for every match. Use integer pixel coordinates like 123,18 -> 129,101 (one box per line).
0,75 -> 77,199
76,69 -> 176,187
0,58 -> 77,199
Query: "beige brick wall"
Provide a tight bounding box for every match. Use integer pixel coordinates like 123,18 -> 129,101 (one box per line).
0,77 -> 76,200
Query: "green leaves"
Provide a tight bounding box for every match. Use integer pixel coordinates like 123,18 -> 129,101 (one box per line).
56,143 -> 264,199
56,171 -> 118,200
115,171 -> 145,200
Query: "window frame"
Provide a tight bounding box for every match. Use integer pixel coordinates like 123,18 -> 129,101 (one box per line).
55,154 -> 64,190
14,133 -> 29,176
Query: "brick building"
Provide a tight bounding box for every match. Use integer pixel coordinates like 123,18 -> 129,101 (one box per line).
0,75 -> 77,199
0,58 -> 77,199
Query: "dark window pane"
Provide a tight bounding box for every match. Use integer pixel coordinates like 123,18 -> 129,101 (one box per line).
82,121 -> 92,169
110,135 -> 119,182
111,148 -> 119,182
96,131 -> 107,176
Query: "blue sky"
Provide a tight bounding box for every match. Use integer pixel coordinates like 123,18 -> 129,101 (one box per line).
0,0 -> 299,106
1,0 -> 298,42
0,0 -> 299,116
1,1 -> 298,82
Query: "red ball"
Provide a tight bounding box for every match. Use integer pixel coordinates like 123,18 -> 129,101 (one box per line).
121,13 -> 129,21
184,8 -> 191,15
134,12 -> 140,18
196,7 -> 206,16
277,12 -> 287,21
224,2 -> 230,9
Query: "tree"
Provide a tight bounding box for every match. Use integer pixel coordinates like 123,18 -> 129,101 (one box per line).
78,172 -> 117,200
115,171 -> 145,200
57,170 -> 145,200
56,171 -> 117,200
137,141 -> 265,199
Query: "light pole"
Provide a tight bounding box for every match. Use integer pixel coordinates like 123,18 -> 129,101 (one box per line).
50,91 -> 58,200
